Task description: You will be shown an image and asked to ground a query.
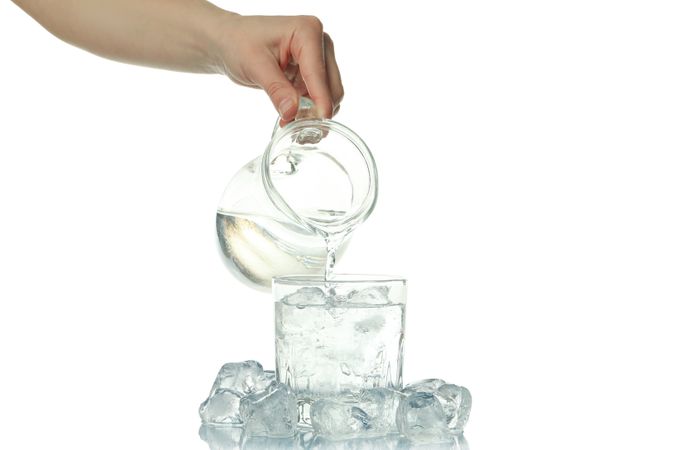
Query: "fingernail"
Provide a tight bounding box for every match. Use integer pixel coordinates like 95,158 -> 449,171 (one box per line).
278,98 -> 294,119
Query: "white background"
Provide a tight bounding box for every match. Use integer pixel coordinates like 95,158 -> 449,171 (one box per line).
1,1 -> 674,449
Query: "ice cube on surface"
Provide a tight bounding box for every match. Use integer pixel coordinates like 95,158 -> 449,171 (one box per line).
240,381 -> 298,438
396,391 -> 453,444
435,384 -> 472,433
356,388 -> 402,433
264,370 -> 277,384
310,399 -> 371,438
310,388 -> 402,438
402,379 -> 472,435
210,361 -> 271,397
199,424 -> 243,450
199,388 -> 243,424
282,287 -> 327,306
402,379 -> 447,394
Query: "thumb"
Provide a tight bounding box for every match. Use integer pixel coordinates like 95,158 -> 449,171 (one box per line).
250,57 -> 298,122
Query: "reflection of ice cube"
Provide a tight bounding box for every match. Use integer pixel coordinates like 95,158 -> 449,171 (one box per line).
347,287 -> 390,305
240,381 -> 298,438
199,388 -> 243,424
240,435 -> 301,450
199,424 -> 243,450
400,434 -> 470,450
307,434 -> 403,449
199,424 -> 468,450
282,287 -> 327,306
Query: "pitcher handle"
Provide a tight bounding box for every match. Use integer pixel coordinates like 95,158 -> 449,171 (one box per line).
270,96 -> 320,139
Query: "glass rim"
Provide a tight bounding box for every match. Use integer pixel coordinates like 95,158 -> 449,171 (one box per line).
273,274 -> 406,286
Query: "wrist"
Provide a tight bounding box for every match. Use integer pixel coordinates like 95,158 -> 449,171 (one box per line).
205,9 -> 242,75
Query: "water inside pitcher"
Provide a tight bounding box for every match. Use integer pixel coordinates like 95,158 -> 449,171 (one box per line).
216,98 -> 378,290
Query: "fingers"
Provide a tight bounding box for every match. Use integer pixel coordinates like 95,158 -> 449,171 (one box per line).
249,53 -> 299,123
247,16 -> 343,124
283,61 -> 309,97
291,16 -> 334,118
323,32 -> 344,116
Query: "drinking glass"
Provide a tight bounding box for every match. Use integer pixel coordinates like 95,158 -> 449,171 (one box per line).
274,275 -> 406,426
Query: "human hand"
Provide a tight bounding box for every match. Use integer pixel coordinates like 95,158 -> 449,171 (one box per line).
215,14 -> 344,126
13,1 -> 342,125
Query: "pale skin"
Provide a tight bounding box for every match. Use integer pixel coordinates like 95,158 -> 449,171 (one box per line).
12,0 -> 344,125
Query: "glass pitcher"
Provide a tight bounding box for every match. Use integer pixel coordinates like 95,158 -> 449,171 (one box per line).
216,98 -> 378,290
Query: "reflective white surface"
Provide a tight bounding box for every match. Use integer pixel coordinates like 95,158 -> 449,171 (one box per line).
1,0 -> 674,449
199,425 -> 470,450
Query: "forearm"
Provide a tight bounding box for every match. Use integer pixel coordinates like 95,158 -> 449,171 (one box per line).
12,2 -> 344,120
12,0 -> 233,73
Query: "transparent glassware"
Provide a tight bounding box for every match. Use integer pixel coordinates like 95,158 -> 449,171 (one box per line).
273,274 -> 406,427
216,99 -> 378,290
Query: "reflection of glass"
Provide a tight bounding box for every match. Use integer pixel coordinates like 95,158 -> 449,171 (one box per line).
199,424 -> 470,450
216,98 -> 378,290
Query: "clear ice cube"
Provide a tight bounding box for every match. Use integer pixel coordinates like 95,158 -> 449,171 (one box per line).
240,381 -> 298,438
347,286 -> 390,305
209,361 -> 272,397
402,379 -> 472,434
309,388 -> 402,438
356,388 -> 402,433
396,391 -> 450,443
199,388 -> 243,425
264,370 -> 277,383
402,379 -> 447,394
282,287 -> 327,306
310,399 -> 371,438
436,384 -> 472,433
